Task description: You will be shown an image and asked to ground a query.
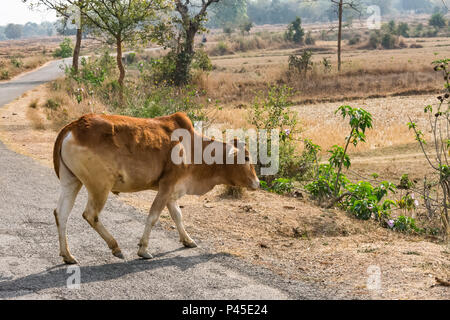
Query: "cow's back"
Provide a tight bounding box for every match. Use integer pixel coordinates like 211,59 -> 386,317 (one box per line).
62,112 -> 194,192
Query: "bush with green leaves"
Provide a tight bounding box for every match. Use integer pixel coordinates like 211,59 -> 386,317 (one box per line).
288,50 -> 313,75
393,215 -> 422,233
429,13 -> 446,29
10,57 -> 23,68
343,181 -> 396,220
122,86 -> 207,124
53,38 -> 73,58
192,49 -> 213,71
260,178 -> 294,195
381,33 -> 396,49
285,17 -> 304,44
248,86 -> 313,183
305,32 -> 315,45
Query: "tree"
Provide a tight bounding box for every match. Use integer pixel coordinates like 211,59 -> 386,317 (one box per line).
82,0 -> 167,97
329,0 -> 361,72
24,0 -> 88,73
173,0 -> 221,86
429,12 -> 447,28
396,22 -> 409,37
209,0 -> 247,28
5,24 -> 23,39
285,17 -> 305,44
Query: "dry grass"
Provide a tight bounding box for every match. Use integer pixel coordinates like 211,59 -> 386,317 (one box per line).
194,37 -> 449,106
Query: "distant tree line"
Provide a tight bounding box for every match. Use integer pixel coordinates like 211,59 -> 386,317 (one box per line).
0,19 -> 87,40
206,0 -> 449,27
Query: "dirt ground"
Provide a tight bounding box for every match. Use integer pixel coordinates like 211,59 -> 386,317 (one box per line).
1,85 -> 448,299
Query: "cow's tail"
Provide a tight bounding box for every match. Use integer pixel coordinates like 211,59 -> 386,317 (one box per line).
53,123 -> 74,180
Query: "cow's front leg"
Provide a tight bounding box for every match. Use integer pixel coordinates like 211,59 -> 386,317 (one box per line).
138,190 -> 170,259
167,201 -> 197,248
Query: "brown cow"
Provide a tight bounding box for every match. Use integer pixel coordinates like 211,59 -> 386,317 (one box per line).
52,112 -> 259,264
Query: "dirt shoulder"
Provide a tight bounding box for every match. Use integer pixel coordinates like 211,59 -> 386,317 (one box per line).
1,85 -> 448,299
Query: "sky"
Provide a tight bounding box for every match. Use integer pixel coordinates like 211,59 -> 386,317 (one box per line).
0,0 -> 57,25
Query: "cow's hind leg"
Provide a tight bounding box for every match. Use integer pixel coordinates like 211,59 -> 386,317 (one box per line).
82,188 -> 124,259
167,201 -> 197,248
55,164 -> 82,264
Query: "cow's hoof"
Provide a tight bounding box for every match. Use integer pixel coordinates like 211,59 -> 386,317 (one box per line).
112,249 -> 125,260
182,239 -> 198,248
138,251 -> 153,260
62,256 -> 78,265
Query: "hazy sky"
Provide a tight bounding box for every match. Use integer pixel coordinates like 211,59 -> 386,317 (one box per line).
1,0 -> 57,25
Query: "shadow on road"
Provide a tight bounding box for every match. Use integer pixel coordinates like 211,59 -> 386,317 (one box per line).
0,251 -> 221,299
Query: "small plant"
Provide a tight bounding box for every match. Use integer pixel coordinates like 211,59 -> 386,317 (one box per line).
331,106 -> 373,197
322,57 -> 332,73
305,32 -> 315,45
394,215 -> 421,233
192,49 -> 213,71
239,19 -> 253,35
216,41 -> 229,56
289,50 -> 313,75
28,99 -> 39,109
10,57 -> 23,68
53,38 -> 73,58
44,98 -> 60,110
126,52 -> 136,65
0,70 -> 9,80
260,178 -> 294,195
398,174 -> 414,190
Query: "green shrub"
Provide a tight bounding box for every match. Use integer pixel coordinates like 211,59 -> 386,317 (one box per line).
429,13 -> 446,29
192,50 -> 213,71
10,57 -> 23,68
44,98 -> 60,110
126,52 -> 136,65
0,70 -> 9,80
285,17 -> 304,44
288,50 -> 313,74
381,33 -> 396,49
305,31 -> 315,45
260,178 -> 294,195
216,41 -> 229,55
122,86 -> 207,123
396,22 -> 410,37
53,38 -> 73,58
368,32 -> 380,49
348,34 -> 361,45
393,215 -> 421,233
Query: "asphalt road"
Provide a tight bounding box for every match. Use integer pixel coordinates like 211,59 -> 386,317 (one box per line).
0,59 -> 331,300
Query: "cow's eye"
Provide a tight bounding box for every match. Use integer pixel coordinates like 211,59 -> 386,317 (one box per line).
245,156 -> 250,162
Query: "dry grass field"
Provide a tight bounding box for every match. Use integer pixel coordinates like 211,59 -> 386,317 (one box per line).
0,36 -> 102,81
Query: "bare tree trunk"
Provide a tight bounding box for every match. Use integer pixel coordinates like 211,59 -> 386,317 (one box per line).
116,36 -> 125,103
175,26 -> 197,86
337,0 -> 343,72
72,28 -> 82,73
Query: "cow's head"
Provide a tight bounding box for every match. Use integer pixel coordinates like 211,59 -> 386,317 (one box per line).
225,139 -> 260,190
